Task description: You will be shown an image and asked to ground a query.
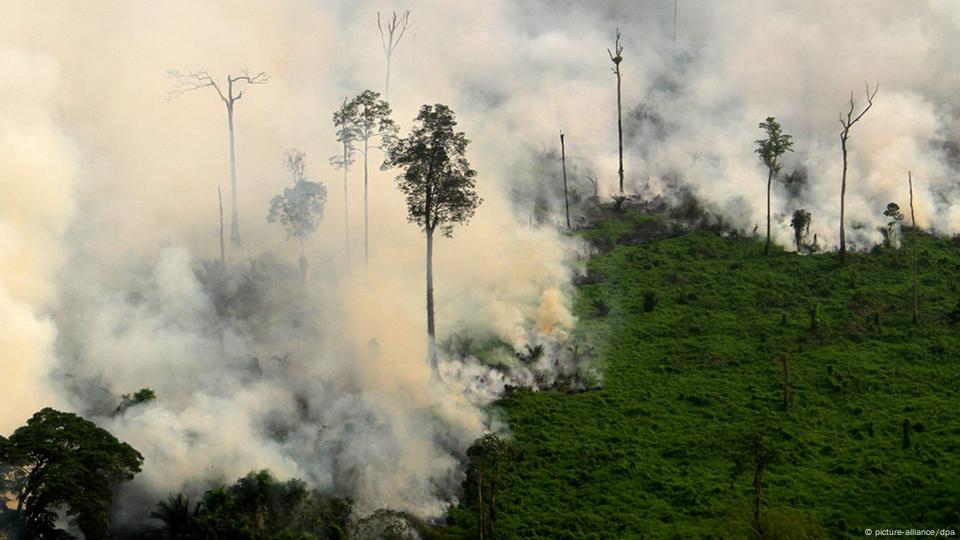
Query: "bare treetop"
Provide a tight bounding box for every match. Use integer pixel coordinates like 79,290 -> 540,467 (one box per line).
839,80 -> 879,131
166,69 -> 269,103
607,28 -> 623,71
378,10 -> 413,57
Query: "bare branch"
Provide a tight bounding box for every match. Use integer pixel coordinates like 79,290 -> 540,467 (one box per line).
379,9 -> 413,57
166,69 -> 225,102
840,80 -> 879,130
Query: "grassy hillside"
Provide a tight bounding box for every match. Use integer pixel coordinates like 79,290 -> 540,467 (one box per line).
452,211 -> 960,538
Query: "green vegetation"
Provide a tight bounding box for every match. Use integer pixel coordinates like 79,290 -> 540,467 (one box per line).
451,210 -> 960,538
0,408 -> 144,539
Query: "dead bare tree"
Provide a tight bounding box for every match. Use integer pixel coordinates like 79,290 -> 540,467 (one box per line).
560,131 -> 570,229
837,81 -> 878,263
168,69 -> 269,247
378,10 -> 413,102
608,29 -> 624,194
908,171 -> 919,324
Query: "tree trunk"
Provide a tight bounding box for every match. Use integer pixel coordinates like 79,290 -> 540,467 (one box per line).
490,479 -> 497,539
385,57 -> 392,102
839,134 -> 848,263
765,167 -> 773,255
343,147 -> 351,267
227,103 -> 241,246
616,69 -> 624,194
364,137 -> 370,272
781,354 -> 790,410
426,228 -> 438,379
754,459 -> 765,537
218,185 -> 225,265
299,236 -> 307,282
909,172 -> 918,324
477,467 -> 484,540
561,132 -> 570,229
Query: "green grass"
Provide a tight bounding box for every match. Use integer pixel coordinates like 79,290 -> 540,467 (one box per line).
451,213 -> 960,538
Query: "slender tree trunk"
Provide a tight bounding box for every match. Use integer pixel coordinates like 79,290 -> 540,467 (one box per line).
426,228 -> 438,379
343,146 -> 351,267
839,134 -> 848,262
616,69 -> 624,194
754,459 -> 765,537
385,57 -> 391,102
218,185 -> 225,265
227,103 -> 241,246
909,171 -> 918,324
299,236 -> 307,282
560,132 -> 570,229
478,468 -> 484,540
364,138 -> 370,272
490,478 -> 497,539
765,167 -> 773,255
781,354 -> 790,410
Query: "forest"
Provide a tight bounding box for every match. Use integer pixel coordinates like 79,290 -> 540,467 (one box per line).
2,1 -> 959,539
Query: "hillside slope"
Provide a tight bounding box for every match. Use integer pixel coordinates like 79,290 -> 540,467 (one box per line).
452,211 -> 960,538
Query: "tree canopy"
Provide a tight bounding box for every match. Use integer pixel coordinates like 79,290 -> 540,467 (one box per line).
0,408 -> 143,539
268,149 -> 327,242
755,117 -> 794,175
387,103 -> 481,237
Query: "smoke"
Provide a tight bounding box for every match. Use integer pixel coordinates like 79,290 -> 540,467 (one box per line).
0,49 -> 75,434
2,0 -> 959,527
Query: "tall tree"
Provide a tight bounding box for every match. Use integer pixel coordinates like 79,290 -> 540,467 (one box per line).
345,90 -> 398,271
755,117 -> 794,255
838,82 -> 879,262
908,171 -> 919,324
168,70 -> 269,247
387,104 -> 482,379
607,29 -> 625,194
378,10 -> 413,101
560,131 -> 570,229
0,408 -> 143,539
268,149 -> 327,280
464,434 -> 517,540
331,98 -> 359,267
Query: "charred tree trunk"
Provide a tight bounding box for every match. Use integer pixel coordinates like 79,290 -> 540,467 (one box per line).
426,227 -> 438,379
616,66 -> 624,194
754,458 -> 765,537
781,353 -> 790,410
560,132 -> 570,229
909,171 -> 918,324
839,134 -> 848,263
227,102 -> 241,246
765,167 -> 773,255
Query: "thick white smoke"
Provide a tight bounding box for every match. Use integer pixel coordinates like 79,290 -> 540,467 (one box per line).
2,0 -> 959,526
0,49 -> 75,434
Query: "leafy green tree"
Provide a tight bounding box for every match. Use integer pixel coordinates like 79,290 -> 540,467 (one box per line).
115,387 -> 157,415
268,149 -> 327,280
755,117 -> 794,255
790,209 -> 811,252
331,99 -> 359,266
179,470 -> 351,539
150,493 -> 200,539
0,408 -> 143,539
343,90 -> 398,271
387,104 -> 482,379
464,434 -> 517,540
